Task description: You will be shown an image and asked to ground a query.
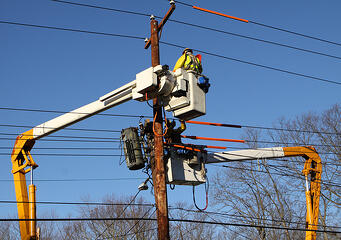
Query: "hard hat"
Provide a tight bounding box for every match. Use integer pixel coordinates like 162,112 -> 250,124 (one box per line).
183,48 -> 193,54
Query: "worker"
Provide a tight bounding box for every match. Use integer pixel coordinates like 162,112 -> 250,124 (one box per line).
164,119 -> 186,144
173,48 -> 210,93
173,48 -> 203,75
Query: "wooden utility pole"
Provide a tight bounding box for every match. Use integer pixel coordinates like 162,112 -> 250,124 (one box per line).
145,3 -> 175,240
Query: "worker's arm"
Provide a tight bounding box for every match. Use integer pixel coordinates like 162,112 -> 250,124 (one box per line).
173,54 -> 186,72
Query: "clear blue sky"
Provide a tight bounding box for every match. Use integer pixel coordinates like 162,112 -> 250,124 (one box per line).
1,0 -> 340,219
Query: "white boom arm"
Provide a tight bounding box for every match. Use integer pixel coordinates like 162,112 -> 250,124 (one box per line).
31,79 -> 136,140
11,65 -> 208,240
206,146 -> 322,240
206,147 -> 285,163
10,65 -> 161,240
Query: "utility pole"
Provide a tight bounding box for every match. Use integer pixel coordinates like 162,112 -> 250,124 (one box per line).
145,2 -> 175,240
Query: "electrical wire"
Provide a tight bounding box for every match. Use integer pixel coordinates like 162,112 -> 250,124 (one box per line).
0,177 -> 145,183
0,123 -> 121,133
0,153 -> 122,157
52,1 -> 341,60
1,20 -> 341,86
160,41 -> 341,86
0,107 -> 150,119
1,198 -> 339,230
0,20 -> 145,40
1,216 -> 339,234
169,218 -> 341,234
175,0 -> 341,47
0,137 -> 121,143
170,207 -> 341,230
0,200 -> 154,207
51,0 -> 151,17
95,189 -> 142,239
0,147 -> 122,150
52,0 -> 341,59
0,132 -> 120,140
126,208 -> 157,240
211,164 -> 341,188
0,109 -> 339,136
3,130 -> 339,147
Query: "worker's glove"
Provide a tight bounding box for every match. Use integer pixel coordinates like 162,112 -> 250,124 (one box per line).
197,76 -> 210,93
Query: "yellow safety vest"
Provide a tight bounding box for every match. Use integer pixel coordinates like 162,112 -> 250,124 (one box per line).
173,53 -> 202,74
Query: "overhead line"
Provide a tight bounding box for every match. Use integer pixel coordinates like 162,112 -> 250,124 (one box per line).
214,164 -> 341,188
0,137 -> 121,143
0,124 -> 121,133
171,207 -> 341,229
0,132 -> 120,140
1,20 -> 341,86
0,107 -> 150,118
0,146 -> 336,155
51,0 -> 150,17
0,147 -> 121,150
177,1 -> 341,47
0,153 -> 122,157
0,177 -> 144,182
1,217 -> 340,234
52,0 -> 341,61
169,218 -> 341,234
160,41 -> 341,86
0,20 -> 144,40
0,200 -> 154,207
0,119 -> 339,136
249,20 -> 341,47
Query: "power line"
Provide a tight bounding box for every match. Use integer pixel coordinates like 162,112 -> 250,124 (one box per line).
0,107 -> 150,118
51,0 -> 341,61
249,20 -> 341,47
0,132 -> 120,140
176,0 -> 341,47
0,200 -> 154,207
2,199 -> 339,230
213,164 -> 341,188
160,41 -> 341,86
0,20 -> 144,40
1,131 -> 339,148
0,108 -> 340,136
0,147 -> 122,150
0,153 -> 122,157
0,177 -> 144,183
51,0 -> 150,17
95,189 -> 142,239
1,20 -> 341,86
0,137 -> 120,143
1,217 -> 340,234
0,124 -> 121,133
168,19 -> 341,60
169,218 -> 341,234
170,207 -> 341,230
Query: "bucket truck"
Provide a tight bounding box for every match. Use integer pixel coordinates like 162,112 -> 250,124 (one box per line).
164,145 -> 322,240
10,66 -> 207,239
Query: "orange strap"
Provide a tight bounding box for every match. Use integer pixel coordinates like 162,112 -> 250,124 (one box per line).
192,6 -> 249,23
186,120 -> 241,129
182,135 -> 245,143
205,145 -> 227,150
171,144 -> 202,152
